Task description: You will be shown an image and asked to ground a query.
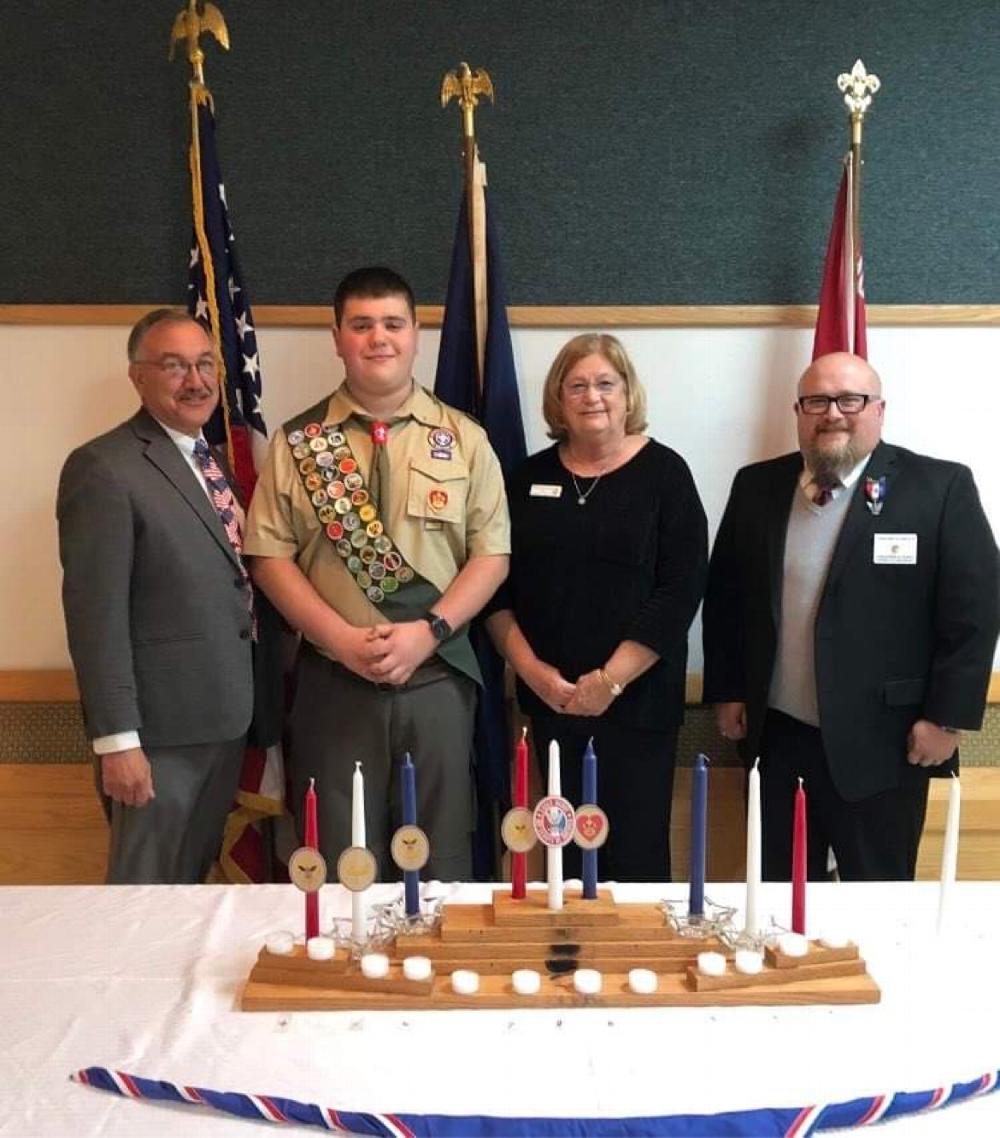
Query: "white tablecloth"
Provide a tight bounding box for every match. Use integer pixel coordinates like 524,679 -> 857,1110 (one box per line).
0,881 -> 996,1136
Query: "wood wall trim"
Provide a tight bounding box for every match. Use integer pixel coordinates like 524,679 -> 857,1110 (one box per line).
0,670 -> 79,701
2,303 -> 999,330
2,669 -> 997,703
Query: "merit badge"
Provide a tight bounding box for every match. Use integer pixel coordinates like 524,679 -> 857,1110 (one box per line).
350,529 -> 367,549
288,846 -> 327,893
335,539 -> 352,558
391,824 -> 430,873
865,475 -> 886,515
428,488 -> 449,512
287,429 -> 306,447
303,422 -> 322,438
371,421 -> 390,446
325,521 -> 344,541
304,472 -> 323,492
318,504 -> 336,524
501,806 -> 537,854
573,805 -> 610,850
532,795 -> 576,847
337,845 -> 378,892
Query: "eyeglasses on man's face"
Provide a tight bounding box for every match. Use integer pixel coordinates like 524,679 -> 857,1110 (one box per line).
797,393 -> 880,415
135,356 -> 218,381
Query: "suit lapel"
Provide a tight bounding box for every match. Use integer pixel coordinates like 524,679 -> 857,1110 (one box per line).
130,409 -> 241,569
767,455 -> 802,628
825,441 -> 899,591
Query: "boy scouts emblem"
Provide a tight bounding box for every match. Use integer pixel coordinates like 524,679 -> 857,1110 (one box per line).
428,488 -> 449,512
864,475 -> 886,516
429,427 -> 454,460
573,805 -> 610,850
532,795 -> 576,847
371,421 -> 389,446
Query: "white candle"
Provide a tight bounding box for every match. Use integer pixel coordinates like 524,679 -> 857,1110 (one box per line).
744,757 -> 761,936
351,761 -> 367,943
937,773 -> 961,933
547,739 -> 564,911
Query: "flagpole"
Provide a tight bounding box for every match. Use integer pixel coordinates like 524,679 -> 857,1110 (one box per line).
836,59 -> 880,291
441,62 -> 495,396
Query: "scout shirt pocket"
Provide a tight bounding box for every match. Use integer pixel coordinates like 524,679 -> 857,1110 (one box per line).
407,458 -> 469,527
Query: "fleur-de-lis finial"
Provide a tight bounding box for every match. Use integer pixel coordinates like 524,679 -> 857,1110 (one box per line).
837,59 -> 881,118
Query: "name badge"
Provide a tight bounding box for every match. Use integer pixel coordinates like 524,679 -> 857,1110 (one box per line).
873,533 -> 918,565
530,483 -> 563,498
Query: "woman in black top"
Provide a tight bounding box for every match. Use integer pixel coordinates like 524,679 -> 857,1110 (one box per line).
487,333 -> 707,881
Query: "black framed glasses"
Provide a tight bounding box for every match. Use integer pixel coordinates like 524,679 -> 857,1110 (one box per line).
797,393 -> 880,415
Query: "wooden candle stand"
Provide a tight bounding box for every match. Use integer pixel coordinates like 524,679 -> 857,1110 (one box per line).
240,888 -> 880,1011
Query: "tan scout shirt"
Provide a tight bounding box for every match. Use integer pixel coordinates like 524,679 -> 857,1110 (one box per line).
245,382 -> 510,646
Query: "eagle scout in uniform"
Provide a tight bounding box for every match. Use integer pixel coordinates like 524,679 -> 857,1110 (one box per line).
246,266 -> 510,881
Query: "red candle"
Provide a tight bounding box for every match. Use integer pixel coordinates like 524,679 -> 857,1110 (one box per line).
305,778 -> 319,939
791,777 -> 807,935
512,727 -> 528,899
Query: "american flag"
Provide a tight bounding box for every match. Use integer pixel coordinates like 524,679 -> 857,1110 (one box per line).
187,89 -> 267,495
186,82 -> 282,882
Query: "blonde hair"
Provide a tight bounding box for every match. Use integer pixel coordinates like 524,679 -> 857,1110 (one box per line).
541,333 -> 648,441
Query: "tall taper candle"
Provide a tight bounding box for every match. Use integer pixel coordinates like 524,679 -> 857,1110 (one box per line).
791,777 -> 807,935
744,758 -> 761,936
547,739 -> 564,911
351,761 -> 367,942
512,727 -> 528,900
581,737 -> 598,899
937,773 -> 961,933
688,754 -> 708,916
304,778 -> 319,939
401,753 -> 420,918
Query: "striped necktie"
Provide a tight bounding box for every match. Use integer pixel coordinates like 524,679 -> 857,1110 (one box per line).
812,480 -> 841,507
193,439 -> 255,628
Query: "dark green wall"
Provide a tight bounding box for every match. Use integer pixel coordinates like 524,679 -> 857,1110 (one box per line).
3,1 -> 998,305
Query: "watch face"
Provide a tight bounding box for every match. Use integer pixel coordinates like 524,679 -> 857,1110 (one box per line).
426,614 -> 451,641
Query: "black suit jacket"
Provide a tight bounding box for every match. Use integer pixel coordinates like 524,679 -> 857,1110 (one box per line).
703,441 -> 999,801
57,408 -> 284,750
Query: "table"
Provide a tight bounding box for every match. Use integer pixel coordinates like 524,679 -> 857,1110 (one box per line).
1,881 -> 997,1136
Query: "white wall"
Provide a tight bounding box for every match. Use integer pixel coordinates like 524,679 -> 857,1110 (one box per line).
4,321 -> 998,670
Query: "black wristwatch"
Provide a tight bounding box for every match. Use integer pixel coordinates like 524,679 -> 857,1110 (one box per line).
421,611 -> 453,642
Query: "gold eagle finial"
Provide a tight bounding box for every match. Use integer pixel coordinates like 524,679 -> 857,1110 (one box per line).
169,0 -> 230,86
440,62 -> 494,138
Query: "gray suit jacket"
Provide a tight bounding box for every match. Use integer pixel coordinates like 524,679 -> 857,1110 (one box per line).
57,408 -> 261,748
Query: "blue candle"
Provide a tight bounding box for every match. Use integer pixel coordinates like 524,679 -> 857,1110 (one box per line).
402,753 -> 420,918
582,737 -> 598,899
689,753 -> 708,916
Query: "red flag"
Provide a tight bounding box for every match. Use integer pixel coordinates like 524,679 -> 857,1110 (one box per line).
812,153 -> 868,360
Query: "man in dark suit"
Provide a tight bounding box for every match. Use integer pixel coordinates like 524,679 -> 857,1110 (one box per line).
703,352 -> 999,881
57,309 -> 280,884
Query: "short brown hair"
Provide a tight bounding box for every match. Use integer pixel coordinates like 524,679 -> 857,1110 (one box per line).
333,266 -> 416,326
127,308 -> 203,362
542,333 -> 648,441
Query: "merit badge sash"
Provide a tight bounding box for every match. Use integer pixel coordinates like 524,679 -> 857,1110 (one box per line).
283,400 -> 481,685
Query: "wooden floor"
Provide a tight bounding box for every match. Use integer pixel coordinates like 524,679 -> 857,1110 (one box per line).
2,763 -> 996,886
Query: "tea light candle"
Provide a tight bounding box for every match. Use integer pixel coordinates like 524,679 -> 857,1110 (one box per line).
402,955 -> 432,982
734,949 -> 764,975
360,953 -> 389,979
451,969 -> 480,995
265,931 -> 295,956
628,968 -> 658,995
778,932 -> 809,958
818,931 -> 850,950
306,936 -> 335,961
512,969 -> 541,996
697,951 -> 727,977
573,968 -> 602,996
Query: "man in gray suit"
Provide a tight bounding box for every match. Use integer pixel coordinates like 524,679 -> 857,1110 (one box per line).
57,309 -> 273,884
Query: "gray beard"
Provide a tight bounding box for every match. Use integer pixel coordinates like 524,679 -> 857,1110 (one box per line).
804,433 -> 865,483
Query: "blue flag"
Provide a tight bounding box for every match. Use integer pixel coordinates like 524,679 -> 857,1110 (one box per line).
434,192 -> 526,880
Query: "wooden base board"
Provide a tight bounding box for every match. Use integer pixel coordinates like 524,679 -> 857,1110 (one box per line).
240,899 -> 880,1012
